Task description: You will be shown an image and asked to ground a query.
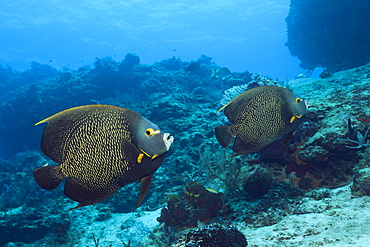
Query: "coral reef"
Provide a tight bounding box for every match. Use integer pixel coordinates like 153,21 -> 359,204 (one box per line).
0,205 -> 70,246
119,53 -> 140,71
0,54 -> 370,246
0,151 -> 72,246
0,151 -> 59,210
279,65 -> 370,191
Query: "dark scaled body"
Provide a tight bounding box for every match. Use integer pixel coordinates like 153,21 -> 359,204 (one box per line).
215,86 -> 307,156
33,105 -> 173,210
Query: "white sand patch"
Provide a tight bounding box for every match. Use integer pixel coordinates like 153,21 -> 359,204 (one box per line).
238,185 -> 370,246
71,208 -> 161,246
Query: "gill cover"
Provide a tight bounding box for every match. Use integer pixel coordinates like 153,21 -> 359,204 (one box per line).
280,89 -> 306,125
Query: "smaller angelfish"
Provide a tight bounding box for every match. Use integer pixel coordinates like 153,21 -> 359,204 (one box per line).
215,86 -> 307,157
211,67 -> 232,79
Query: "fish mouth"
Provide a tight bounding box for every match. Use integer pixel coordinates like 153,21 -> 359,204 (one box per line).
304,100 -> 309,109
163,133 -> 174,151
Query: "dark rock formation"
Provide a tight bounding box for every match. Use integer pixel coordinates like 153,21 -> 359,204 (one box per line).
286,0 -> 370,72
242,167 -> 273,198
157,181 -> 224,228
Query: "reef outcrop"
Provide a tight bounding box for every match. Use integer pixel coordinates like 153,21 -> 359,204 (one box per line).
286,0 -> 370,73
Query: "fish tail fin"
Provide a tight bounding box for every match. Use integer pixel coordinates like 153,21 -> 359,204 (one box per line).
33,165 -> 65,190
215,126 -> 234,148
211,68 -> 215,77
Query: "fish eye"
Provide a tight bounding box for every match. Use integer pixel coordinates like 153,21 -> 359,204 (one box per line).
145,128 -> 154,137
295,98 -> 301,104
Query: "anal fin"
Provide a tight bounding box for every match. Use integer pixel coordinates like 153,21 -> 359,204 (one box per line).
64,178 -> 117,210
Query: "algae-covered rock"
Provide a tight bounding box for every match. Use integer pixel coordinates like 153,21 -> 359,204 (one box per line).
0,206 -> 70,246
242,167 -> 273,198
351,167 -> 370,197
173,223 -> 247,247
157,182 -> 224,228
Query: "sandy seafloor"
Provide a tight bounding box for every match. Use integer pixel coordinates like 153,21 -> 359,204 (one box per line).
244,185 -> 370,246
69,184 -> 370,246
63,66 -> 370,247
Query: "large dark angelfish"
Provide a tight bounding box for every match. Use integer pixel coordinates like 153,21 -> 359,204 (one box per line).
33,105 -> 174,210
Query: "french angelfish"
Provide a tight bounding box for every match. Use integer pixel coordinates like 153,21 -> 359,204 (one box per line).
33,105 -> 174,210
215,86 -> 307,156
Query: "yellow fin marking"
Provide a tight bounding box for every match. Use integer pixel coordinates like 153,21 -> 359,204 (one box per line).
290,115 -> 303,123
138,149 -> 159,160
137,153 -> 144,163
139,148 -> 152,158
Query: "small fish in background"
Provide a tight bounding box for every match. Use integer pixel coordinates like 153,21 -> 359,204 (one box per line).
215,86 -> 307,157
89,99 -> 101,104
33,105 -> 174,210
184,61 -> 200,72
211,67 -> 232,79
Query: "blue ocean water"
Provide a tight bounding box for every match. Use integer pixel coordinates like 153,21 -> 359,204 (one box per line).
0,0 -> 300,80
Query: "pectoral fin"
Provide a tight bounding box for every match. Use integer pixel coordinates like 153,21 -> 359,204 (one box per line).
122,138 -> 144,164
134,174 -> 153,211
276,131 -> 294,153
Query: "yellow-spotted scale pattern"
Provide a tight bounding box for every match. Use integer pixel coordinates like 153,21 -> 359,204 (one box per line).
33,104 -> 173,210
215,86 -> 307,156
60,107 -> 130,191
